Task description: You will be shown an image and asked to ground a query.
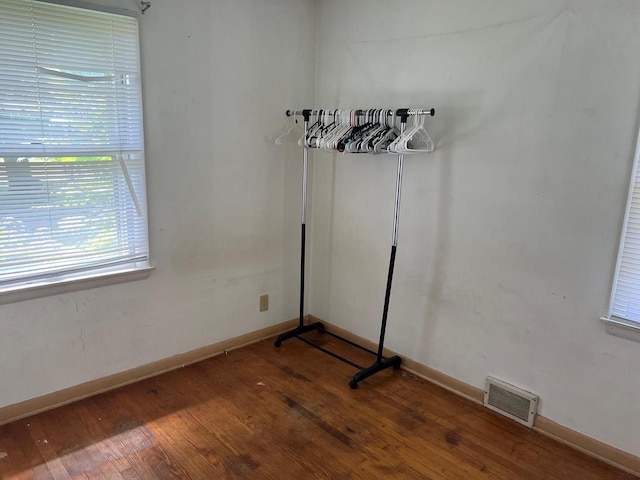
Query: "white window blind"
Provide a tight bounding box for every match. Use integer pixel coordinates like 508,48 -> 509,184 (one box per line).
609,131 -> 640,324
0,0 -> 149,289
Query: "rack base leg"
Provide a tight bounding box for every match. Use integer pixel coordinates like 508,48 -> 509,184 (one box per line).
349,356 -> 402,389
274,321 -> 324,348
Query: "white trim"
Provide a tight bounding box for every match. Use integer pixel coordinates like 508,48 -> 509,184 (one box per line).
33,0 -> 139,18
600,316 -> 640,343
0,263 -> 154,305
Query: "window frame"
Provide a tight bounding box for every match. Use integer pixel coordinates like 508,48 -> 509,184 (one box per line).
0,0 -> 152,303
602,128 -> 640,343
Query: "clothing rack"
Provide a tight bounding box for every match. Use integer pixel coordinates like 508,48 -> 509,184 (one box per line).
275,108 -> 436,388
285,108 -> 435,118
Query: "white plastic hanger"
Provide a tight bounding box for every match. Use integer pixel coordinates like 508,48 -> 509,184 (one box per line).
301,110 -> 323,147
373,110 -> 399,154
275,114 -> 304,145
402,113 -> 434,153
388,111 -> 434,154
327,109 -> 353,151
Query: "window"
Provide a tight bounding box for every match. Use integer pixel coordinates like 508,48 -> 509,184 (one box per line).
604,131 -> 640,341
0,0 -> 150,296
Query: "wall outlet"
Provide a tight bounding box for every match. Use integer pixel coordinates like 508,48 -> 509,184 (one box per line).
259,294 -> 269,312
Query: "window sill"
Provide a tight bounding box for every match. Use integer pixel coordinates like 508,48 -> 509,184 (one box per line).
600,316 -> 640,343
0,263 -> 155,305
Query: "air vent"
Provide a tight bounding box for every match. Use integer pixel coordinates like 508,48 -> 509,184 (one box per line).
484,377 -> 538,427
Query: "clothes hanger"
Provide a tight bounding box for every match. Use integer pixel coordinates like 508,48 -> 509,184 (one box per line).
344,111 -> 362,153
335,109 -> 356,152
302,110 -> 324,147
321,110 -> 343,151
388,112 -> 434,154
373,110 -> 399,154
349,110 -> 377,153
355,109 -> 378,153
400,111 -> 434,153
318,110 -> 338,150
387,114 -> 413,153
275,114 -> 304,145
345,109 -> 365,153
364,109 -> 391,153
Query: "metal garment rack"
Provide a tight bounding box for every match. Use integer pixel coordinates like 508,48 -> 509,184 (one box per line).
274,108 -> 436,389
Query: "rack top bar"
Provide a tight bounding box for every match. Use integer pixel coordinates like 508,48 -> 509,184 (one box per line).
286,108 -> 435,118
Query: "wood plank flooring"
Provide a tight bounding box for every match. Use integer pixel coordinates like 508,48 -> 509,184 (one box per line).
0,331 -> 636,479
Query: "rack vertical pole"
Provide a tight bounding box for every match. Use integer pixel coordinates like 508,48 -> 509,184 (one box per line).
298,117 -> 309,328
378,121 -> 405,360
348,117 -> 407,388
275,110 -> 324,348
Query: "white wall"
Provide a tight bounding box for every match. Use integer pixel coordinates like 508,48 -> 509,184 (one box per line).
310,0 -> 640,455
0,0 -> 317,409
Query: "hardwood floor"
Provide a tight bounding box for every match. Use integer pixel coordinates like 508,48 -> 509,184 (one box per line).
0,331 -> 636,479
